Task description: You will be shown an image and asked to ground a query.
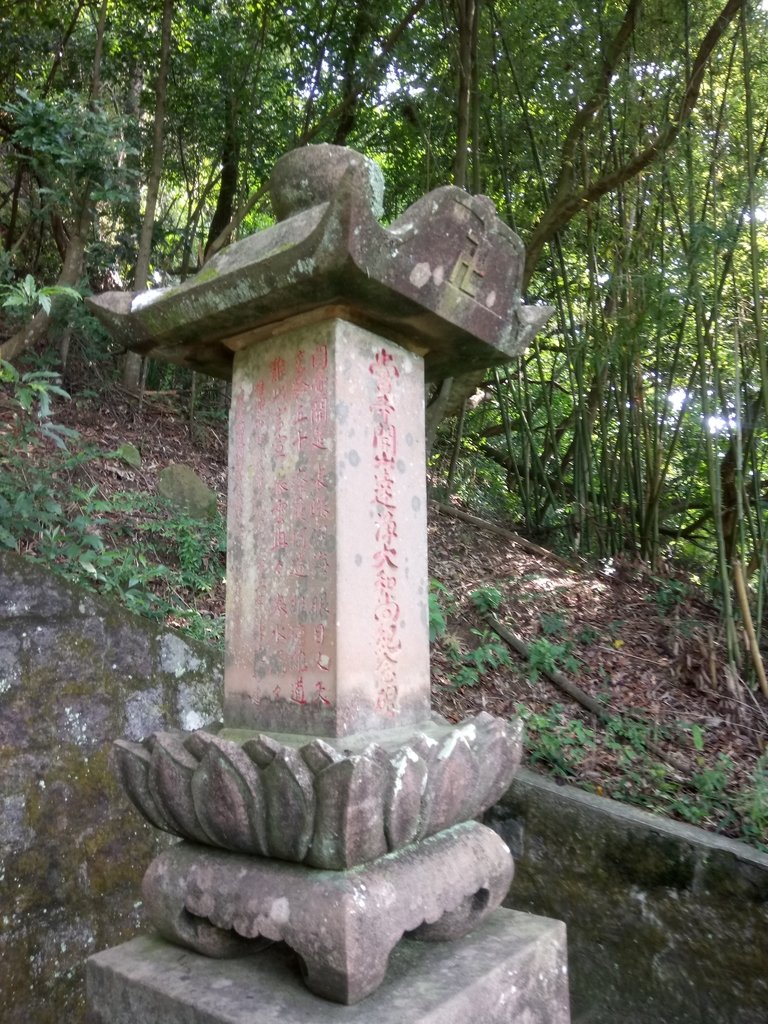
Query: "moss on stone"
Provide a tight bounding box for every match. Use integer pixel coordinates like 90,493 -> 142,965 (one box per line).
0,551 -> 223,1023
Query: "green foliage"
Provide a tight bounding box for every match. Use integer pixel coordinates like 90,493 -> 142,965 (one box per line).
527,636 -> 581,680
517,703 -> 597,777
0,370 -> 226,647
647,577 -> 690,613
540,610 -> 567,636
469,585 -> 503,614
451,629 -> 512,688
0,359 -> 78,449
428,579 -> 452,642
429,582 -> 511,687
0,274 -> 82,318
48,488 -> 227,647
518,704 -> 767,850
735,753 -> 768,849
3,89 -> 137,212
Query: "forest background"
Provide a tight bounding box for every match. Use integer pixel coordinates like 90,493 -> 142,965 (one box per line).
1,0 -> 767,848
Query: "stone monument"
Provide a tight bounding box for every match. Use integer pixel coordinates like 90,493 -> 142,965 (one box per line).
85,145 -> 570,1023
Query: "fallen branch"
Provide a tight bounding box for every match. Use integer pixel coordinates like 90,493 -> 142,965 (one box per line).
486,613 -> 606,718
485,612 -> 687,777
430,501 -> 579,570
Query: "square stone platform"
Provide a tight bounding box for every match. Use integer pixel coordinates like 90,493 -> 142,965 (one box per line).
86,909 -> 569,1024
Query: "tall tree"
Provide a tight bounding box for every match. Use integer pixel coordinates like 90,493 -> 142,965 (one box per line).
123,0 -> 175,390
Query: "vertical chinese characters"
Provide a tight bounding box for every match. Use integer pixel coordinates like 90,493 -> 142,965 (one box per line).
253,340 -> 334,709
370,348 -> 402,717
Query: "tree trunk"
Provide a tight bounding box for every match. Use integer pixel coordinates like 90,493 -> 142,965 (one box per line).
123,0 -> 174,390
332,4 -> 375,146
453,0 -> 479,190
203,86 -> 240,258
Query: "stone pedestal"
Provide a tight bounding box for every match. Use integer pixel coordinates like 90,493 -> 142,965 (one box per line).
86,910 -> 570,1024
140,822 -> 513,1004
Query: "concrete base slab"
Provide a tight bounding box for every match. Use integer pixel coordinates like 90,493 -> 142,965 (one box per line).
86,909 -> 570,1024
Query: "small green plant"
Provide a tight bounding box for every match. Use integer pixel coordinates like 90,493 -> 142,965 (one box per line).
0,274 -> 81,317
469,585 -> 503,615
0,358 -> 79,448
527,637 -> 581,680
428,579 -> 453,642
576,624 -> 600,645
691,754 -> 734,802
736,753 -> 768,851
687,722 -> 706,752
540,610 -> 568,636
451,629 -> 512,688
648,576 -> 689,612
517,703 -> 597,777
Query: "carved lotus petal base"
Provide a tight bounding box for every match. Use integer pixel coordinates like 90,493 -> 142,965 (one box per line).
114,713 -> 523,868
141,819 -> 513,1005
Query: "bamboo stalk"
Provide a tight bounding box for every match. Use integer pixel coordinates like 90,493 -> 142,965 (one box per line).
732,559 -> 768,699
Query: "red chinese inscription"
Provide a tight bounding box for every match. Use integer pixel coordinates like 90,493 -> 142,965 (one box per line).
370,347 -> 402,717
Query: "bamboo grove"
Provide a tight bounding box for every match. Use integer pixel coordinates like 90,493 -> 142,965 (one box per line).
2,0 -> 768,688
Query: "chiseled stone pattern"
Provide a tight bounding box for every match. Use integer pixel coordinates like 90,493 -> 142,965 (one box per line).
113,716 -> 522,868
86,910 -> 570,1024
488,769 -> 768,1024
140,822 -> 514,1004
0,552 -> 223,1024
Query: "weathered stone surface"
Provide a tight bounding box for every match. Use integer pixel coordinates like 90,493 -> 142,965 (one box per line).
115,441 -> 142,467
110,715 -> 523,868
191,734 -> 269,854
140,821 -> 514,1004
225,318 -> 430,737
270,143 -> 385,222
84,142 -> 559,1012
488,768 -> 768,1024
88,909 -> 568,1023
86,145 -> 552,382
86,911 -> 569,1024
157,463 -> 217,519
0,552 -> 223,1024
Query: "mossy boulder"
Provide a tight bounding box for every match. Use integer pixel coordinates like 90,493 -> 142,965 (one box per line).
157,463 -> 217,520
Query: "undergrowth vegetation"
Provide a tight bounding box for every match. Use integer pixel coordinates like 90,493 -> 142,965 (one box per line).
429,576 -> 768,852
0,361 -> 226,647
520,706 -> 768,850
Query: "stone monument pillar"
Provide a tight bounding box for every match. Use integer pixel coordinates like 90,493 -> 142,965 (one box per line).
85,145 -> 570,1023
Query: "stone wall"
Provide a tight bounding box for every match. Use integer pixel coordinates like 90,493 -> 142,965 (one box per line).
488,769 -> 768,1024
0,552 -> 222,1024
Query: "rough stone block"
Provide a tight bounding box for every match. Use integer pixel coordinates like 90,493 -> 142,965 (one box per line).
86,909 -> 570,1024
